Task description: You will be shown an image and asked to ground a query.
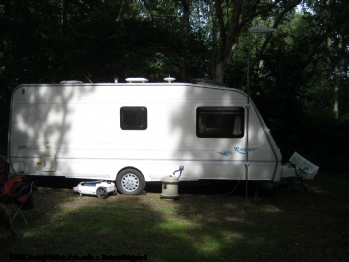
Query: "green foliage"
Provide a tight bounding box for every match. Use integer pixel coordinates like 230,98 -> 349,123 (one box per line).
0,0 -> 348,167
228,6 -> 349,169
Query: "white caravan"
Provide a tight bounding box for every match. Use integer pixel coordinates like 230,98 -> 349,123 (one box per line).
8,79 -> 284,194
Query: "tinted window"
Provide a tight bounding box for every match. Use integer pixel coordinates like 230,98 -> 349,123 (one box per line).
120,107 -> 147,130
196,107 -> 244,138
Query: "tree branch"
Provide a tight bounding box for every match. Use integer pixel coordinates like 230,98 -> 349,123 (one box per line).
238,0 -> 301,88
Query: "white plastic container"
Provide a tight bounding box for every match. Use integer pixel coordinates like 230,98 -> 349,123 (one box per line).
73,181 -> 116,199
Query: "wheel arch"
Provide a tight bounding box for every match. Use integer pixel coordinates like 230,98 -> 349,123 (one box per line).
116,166 -> 149,181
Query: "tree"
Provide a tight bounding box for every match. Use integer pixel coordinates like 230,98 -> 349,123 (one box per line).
207,0 -> 301,84
303,0 -> 349,119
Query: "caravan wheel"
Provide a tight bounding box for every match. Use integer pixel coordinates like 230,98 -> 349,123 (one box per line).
116,169 -> 145,195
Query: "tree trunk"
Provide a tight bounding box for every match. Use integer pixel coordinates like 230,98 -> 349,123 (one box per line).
333,65 -> 340,119
213,60 -> 225,84
327,34 -> 343,119
116,0 -> 125,22
59,0 -> 68,37
181,0 -> 191,82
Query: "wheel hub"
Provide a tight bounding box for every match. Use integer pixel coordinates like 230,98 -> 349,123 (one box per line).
121,173 -> 140,192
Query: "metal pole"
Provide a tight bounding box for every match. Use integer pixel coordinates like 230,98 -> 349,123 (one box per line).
245,26 -> 276,201
245,31 -> 252,201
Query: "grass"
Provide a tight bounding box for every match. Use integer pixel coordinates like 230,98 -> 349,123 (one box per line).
1,173 -> 349,261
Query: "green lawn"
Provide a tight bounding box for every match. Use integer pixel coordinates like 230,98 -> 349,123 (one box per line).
1,173 -> 349,261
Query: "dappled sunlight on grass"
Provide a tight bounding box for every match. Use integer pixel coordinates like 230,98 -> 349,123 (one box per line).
224,216 -> 245,222
259,204 -> 282,213
158,216 -> 197,231
222,230 -> 245,241
2,173 -> 349,261
145,194 -> 264,257
197,236 -> 222,253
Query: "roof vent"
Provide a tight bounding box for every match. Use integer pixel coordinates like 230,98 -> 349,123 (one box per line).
164,76 -> 176,83
126,78 -> 148,83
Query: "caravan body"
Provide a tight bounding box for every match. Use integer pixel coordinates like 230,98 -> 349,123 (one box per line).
8,81 -> 283,194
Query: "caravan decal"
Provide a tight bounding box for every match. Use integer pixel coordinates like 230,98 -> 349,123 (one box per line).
217,151 -> 232,157
217,147 -> 259,156
234,147 -> 258,154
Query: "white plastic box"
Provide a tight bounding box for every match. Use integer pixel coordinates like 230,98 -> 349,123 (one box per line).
73,181 -> 116,199
289,152 -> 319,180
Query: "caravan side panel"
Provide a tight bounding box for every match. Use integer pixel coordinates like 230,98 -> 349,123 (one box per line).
8,83 -> 282,184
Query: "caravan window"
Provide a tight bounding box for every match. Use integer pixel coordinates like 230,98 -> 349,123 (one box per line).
196,107 -> 244,138
120,107 -> 147,130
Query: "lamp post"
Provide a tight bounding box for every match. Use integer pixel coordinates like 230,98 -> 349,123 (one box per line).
245,26 -> 276,201
247,27 -> 276,103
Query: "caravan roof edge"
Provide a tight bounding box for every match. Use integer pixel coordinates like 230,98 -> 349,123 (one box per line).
12,82 -> 248,97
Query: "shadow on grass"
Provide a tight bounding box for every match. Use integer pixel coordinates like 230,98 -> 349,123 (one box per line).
1,173 -> 348,261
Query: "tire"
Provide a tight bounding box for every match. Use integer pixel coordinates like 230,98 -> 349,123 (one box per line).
96,187 -> 108,199
116,169 -> 145,195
